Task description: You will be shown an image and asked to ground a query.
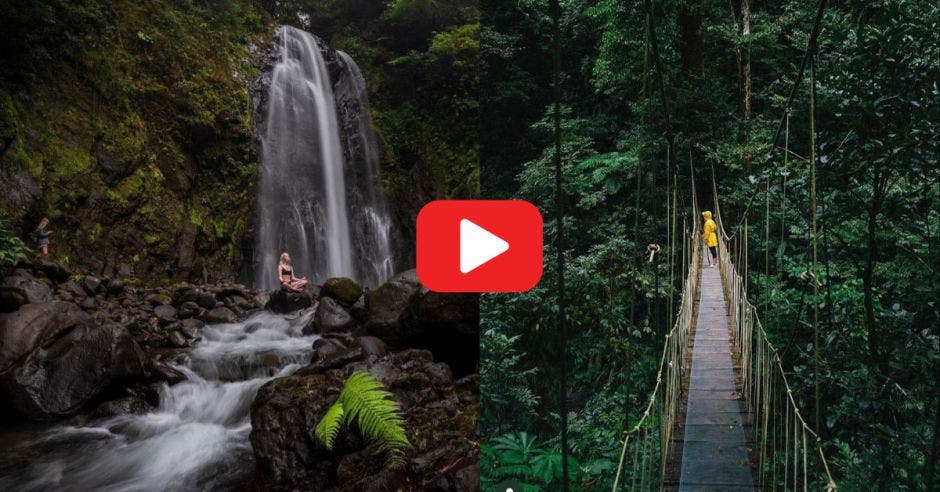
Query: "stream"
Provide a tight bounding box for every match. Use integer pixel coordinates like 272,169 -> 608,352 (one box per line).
0,309 -> 317,491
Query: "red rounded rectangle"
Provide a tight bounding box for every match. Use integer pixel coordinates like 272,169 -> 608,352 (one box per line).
416,200 -> 543,293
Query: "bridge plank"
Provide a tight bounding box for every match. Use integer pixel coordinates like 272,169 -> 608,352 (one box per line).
679,265 -> 755,491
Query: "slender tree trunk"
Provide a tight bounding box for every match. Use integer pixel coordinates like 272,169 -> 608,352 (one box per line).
678,0 -> 705,75
863,168 -> 888,371
741,0 -> 752,121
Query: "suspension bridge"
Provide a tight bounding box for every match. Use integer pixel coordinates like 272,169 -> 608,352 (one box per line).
537,0 -> 844,487
609,182 -> 837,490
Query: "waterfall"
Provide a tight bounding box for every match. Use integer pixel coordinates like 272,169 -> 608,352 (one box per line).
335,51 -> 395,286
0,311 -> 318,491
254,26 -> 395,289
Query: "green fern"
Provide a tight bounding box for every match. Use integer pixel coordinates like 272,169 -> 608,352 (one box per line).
0,218 -> 29,267
314,402 -> 345,450
313,371 -> 411,469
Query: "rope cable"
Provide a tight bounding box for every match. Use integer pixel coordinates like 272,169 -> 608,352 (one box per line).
549,0 -> 569,488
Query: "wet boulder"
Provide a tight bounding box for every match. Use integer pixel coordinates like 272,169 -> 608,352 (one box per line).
82,276 -> 102,295
145,292 -> 172,306
0,303 -> 148,419
165,330 -> 188,348
106,278 -> 125,296
363,270 -> 423,341
249,349 -> 478,490
153,304 -> 178,324
202,306 -> 236,324
178,301 -> 202,319
194,291 -> 218,310
0,272 -> 53,312
319,277 -> 363,306
58,280 -> 87,299
357,336 -> 387,357
265,289 -> 313,314
35,259 -> 71,282
308,297 -> 355,334
310,337 -> 348,362
91,395 -> 149,419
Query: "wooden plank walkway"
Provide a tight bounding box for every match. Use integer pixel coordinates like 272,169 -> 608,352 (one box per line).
678,265 -> 755,491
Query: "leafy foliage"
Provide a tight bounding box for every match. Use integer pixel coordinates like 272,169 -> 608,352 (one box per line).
313,401 -> 345,451
313,371 -> 411,469
481,0 -> 939,488
0,218 -> 29,267
481,432 -> 580,490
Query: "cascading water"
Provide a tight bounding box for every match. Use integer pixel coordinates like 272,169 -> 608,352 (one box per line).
254,26 -> 396,289
335,51 -> 395,285
0,310 -> 317,491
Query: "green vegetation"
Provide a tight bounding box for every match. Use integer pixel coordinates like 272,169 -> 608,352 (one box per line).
481,0 -> 939,489
0,0 -> 480,281
314,371 -> 411,469
0,0 -> 265,281
0,218 -> 29,268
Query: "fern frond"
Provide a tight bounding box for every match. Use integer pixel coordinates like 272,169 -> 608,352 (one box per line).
339,371 -> 411,465
314,401 -> 344,450
312,371 -> 412,469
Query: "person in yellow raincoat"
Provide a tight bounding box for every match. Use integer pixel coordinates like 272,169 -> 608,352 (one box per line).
702,211 -> 718,268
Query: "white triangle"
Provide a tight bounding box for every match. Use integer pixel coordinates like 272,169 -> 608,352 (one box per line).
460,219 -> 509,274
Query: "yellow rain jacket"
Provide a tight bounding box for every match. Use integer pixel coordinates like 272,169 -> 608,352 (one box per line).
702,211 -> 718,247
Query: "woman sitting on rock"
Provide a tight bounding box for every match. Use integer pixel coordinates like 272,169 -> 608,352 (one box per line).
278,252 -> 308,292
35,218 -> 53,256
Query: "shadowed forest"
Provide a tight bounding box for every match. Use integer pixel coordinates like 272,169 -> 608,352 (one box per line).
480,0 -> 938,489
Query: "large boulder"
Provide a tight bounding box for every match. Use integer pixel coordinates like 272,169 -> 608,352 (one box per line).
319,277 -> 363,306
0,302 -> 148,419
202,306 -> 236,324
362,270 -> 423,342
409,292 -> 479,338
308,297 -> 356,334
361,272 -> 479,375
249,348 -> 478,491
265,289 -> 314,314
153,304 -> 178,324
0,272 -> 53,312
35,259 -> 71,282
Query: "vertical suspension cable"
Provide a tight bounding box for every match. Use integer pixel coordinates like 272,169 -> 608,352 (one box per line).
809,41 -> 821,433
780,111 -> 789,264
549,0 -> 568,487
765,172 -> 770,314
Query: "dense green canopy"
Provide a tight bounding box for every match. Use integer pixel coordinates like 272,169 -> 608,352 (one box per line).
480,0 -> 938,489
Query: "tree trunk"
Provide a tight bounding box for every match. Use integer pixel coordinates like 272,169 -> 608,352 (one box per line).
863,167 -> 888,372
678,0 -> 705,75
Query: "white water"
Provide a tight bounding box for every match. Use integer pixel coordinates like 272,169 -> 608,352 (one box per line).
336,50 -> 395,285
254,26 -> 395,289
0,310 -> 317,492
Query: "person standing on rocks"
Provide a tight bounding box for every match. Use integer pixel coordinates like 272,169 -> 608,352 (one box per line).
34,217 -> 53,257
278,252 -> 308,292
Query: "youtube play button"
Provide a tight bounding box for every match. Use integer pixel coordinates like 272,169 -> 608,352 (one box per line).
417,200 -> 543,292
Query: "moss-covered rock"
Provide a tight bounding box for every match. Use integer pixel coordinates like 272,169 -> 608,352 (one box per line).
0,0 -> 273,284
319,276 -> 363,306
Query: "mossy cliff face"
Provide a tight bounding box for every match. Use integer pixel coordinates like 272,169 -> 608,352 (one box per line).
0,1 -> 272,282
0,0 -> 480,284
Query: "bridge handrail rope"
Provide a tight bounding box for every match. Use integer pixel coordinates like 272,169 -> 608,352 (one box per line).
714,189 -> 837,491
611,223 -> 701,492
